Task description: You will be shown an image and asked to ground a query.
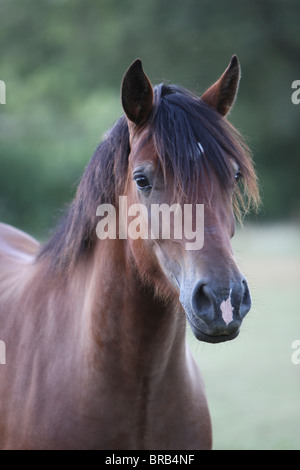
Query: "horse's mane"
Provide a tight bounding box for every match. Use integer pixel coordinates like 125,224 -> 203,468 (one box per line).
38,84 -> 259,274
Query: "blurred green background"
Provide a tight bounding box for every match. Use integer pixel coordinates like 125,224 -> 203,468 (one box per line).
0,0 -> 299,450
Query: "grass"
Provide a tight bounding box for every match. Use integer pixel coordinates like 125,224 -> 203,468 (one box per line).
188,223 -> 300,450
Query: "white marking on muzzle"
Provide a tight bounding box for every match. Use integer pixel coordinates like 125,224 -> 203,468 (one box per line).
220,289 -> 234,325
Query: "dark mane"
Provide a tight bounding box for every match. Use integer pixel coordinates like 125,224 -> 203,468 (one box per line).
151,84 -> 259,211
38,84 -> 259,274
38,116 -> 130,273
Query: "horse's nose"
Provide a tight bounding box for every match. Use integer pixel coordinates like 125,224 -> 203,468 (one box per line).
192,277 -> 251,323
189,277 -> 251,342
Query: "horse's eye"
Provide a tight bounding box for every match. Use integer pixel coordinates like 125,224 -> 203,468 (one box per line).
235,171 -> 242,183
134,174 -> 152,191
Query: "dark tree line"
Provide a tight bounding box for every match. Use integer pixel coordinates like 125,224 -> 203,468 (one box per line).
0,0 -> 299,235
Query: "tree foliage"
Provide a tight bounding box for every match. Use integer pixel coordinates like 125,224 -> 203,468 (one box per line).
0,0 -> 299,236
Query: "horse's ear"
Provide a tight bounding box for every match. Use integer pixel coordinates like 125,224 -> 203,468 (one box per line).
121,59 -> 153,126
201,55 -> 241,116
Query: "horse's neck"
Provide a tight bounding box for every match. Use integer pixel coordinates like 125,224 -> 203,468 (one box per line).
86,239 -> 186,379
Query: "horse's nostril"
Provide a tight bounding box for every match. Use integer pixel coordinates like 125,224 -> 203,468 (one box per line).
192,283 -> 213,316
241,278 -> 251,318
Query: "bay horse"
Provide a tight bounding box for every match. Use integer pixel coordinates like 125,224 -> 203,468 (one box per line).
0,57 -> 259,450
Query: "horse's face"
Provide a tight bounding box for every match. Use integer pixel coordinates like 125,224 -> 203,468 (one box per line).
121,59 -> 253,344
125,128 -> 250,343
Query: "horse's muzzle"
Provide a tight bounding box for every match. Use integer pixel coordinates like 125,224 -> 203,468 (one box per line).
184,277 -> 251,344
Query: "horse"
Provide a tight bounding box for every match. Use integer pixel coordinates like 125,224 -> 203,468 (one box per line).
0,57 -> 259,450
